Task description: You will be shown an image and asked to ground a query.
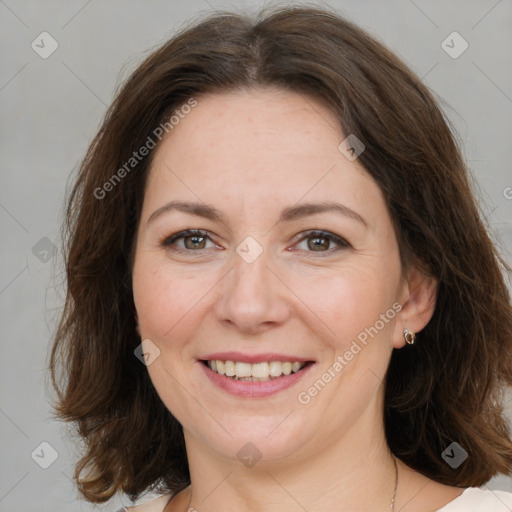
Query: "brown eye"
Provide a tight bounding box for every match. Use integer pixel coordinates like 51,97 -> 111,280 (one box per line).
307,235 -> 330,251
162,229 -> 217,251
183,234 -> 207,250
294,230 -> 350,253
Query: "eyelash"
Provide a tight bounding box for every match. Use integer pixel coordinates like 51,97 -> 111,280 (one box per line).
161,229 -> 351,255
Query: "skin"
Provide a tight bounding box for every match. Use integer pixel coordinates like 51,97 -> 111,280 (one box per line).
131,88 -> 464,512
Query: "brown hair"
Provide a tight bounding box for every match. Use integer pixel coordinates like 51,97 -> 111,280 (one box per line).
49,4 -> 512,503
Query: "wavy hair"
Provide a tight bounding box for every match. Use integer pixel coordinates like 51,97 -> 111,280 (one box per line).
50,4 -> 512,503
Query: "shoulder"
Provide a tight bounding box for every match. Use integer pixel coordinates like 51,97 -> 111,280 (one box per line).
117,493 -> 173,512
116,488 -> 512,512
437,487 -> 512,511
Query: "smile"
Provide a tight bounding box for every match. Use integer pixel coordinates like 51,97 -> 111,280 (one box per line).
199,356 -> 315,398
205,360 -> 308,381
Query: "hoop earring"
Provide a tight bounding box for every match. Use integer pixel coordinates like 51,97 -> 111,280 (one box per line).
404,328 -> 416,345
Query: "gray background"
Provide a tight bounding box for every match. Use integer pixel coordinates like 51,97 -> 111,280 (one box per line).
1,0 -> 511,510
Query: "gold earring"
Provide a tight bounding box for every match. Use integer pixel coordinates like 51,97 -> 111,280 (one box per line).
404,328 -> 416,345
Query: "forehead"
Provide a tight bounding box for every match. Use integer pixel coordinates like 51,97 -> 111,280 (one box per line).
143,88 -> 383,224
157,87 -> 344,163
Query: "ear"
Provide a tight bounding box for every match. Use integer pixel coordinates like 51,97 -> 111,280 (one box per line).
392,266 -> 438,349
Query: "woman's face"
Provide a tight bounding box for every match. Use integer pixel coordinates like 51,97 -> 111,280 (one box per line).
132,88 -> 414,465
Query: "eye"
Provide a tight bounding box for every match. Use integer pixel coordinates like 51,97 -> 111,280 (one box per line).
161,229 -> 220,252
292,230 -> 351,254
161,229 -> 350,255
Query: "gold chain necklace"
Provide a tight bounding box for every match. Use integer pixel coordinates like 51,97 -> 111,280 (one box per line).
391,455 -> 398,510
182,456 -> 399,511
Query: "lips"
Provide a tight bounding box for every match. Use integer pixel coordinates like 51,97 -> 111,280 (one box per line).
198,352 -> 315,398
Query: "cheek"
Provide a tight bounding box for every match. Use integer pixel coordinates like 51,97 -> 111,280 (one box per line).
301,267 -> 399,416
132,258 -> 206,413
295,261 -> 396,345
133,257 -> 211,340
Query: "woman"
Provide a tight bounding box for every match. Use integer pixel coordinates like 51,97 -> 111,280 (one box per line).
50,5 -> 512,511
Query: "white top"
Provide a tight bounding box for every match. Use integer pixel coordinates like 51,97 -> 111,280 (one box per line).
437,487 -> 512,511
118,487 -> 512,511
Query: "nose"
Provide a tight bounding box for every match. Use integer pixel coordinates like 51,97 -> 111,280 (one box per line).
213,245 -> 291,335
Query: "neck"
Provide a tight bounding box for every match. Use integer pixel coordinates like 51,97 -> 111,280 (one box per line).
181,400 -> 398,512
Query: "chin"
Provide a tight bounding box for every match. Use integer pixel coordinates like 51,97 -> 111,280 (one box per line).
188,412 -> 317,466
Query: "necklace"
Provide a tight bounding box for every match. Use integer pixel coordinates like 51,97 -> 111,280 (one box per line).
390,455 -> 399,510
182,456 -> 399,511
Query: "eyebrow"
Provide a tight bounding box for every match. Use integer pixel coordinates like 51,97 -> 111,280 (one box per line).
147,200 -> 367,227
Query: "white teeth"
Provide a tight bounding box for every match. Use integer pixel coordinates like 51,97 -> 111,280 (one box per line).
207,359 -> 307,380
291,362 -> 302,373
216,360 -> 225,374
282,362 -> 292,375
269,361 -> 282,377
235,361 -> 252,377
224,360 -> 236,377
251,362 -> 269,378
